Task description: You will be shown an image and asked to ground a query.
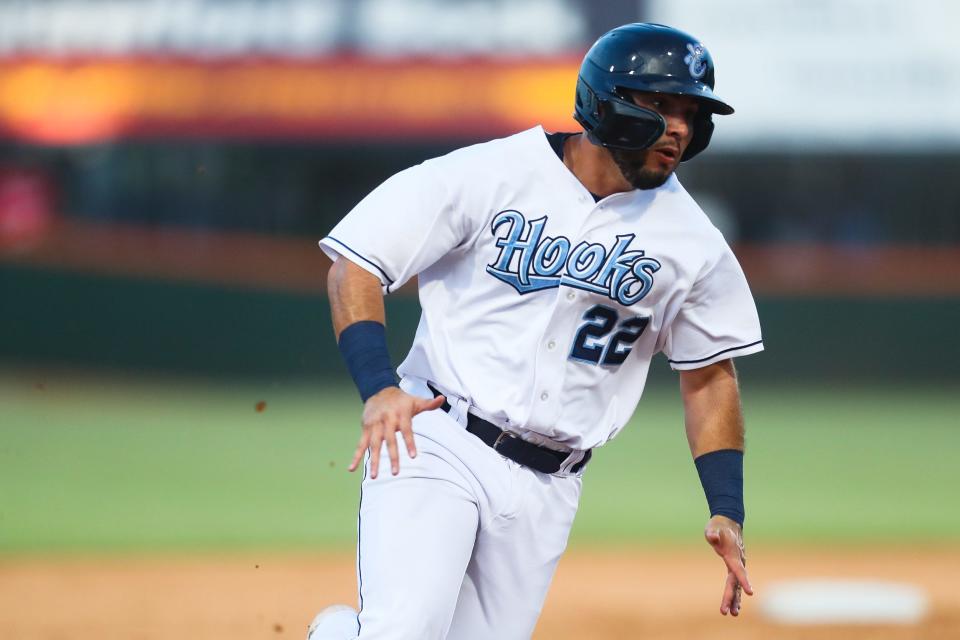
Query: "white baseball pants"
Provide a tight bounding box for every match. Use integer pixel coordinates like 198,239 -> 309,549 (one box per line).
311,376 -> 583,640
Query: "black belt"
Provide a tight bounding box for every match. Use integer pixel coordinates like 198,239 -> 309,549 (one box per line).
428,384 -> 591,475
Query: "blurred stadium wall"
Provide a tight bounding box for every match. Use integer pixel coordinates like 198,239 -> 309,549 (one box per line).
1,0 -> 957,381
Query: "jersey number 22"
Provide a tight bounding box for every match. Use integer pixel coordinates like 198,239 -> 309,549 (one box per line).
570,304 -> 649,366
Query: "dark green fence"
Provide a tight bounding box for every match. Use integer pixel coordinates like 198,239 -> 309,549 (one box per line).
3,265 -> 957,382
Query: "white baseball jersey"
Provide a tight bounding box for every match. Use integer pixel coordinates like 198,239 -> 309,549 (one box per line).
320,125 -> 762,451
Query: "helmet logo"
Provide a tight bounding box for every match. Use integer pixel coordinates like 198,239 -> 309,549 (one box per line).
684,43 -> 707,80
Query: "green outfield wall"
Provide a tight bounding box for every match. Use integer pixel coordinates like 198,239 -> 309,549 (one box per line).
3,265 -> 957,382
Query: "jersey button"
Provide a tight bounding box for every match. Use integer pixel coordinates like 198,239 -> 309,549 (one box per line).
547,340 -> 557,350
540,391 -> 549,401
566,291 -> 576,301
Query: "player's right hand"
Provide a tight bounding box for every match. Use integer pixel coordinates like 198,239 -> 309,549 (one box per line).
348,387 -> 446,479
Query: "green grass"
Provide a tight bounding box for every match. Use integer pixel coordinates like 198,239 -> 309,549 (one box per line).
1,372 -> 958,554
579,383 -> 960,544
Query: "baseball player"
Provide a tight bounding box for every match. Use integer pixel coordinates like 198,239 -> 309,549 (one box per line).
308,23 -> 762,640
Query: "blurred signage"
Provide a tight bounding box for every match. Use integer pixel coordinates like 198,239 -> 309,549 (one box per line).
646,0 -> 960,150
0,0 -> 586,58
0,0 -> 590,143
0,57 -> 581,144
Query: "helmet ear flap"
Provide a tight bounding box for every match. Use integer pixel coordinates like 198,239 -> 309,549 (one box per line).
596,100 -> 665,150
681,114 -> 714,161
573,77 -> 603,136
575,79 -> 600,122
575,76 -> 665,151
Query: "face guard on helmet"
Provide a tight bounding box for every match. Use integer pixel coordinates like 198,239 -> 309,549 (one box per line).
573,23 -> 734,161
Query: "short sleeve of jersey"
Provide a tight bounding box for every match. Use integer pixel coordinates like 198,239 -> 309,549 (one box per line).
319,158 -> 475,293
661,246 -> 764,370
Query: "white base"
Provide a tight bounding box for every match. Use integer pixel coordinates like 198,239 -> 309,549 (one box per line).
306,605 -> 359,640
760,579 -> 929,625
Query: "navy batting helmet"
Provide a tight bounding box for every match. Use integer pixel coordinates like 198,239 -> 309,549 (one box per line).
573,23 -> 733,161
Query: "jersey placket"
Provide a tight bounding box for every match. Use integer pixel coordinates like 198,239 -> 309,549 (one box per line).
524,195 -> 628,435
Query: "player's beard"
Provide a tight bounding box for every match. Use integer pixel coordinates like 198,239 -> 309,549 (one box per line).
609,148 -> 673,190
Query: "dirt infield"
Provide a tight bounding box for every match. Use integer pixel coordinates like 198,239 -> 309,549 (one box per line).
1,547 -> 957,639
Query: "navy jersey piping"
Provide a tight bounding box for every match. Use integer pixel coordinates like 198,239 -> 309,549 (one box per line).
667,340 -> 764,365
325,236 -> 395,288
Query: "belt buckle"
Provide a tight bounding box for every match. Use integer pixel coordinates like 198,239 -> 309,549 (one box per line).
492,430 -> 520,451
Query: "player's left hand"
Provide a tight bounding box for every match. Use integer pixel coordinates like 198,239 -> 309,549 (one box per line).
704,515 -> 753,617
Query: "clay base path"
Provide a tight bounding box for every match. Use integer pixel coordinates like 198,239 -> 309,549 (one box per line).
1,547 -> 958,639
